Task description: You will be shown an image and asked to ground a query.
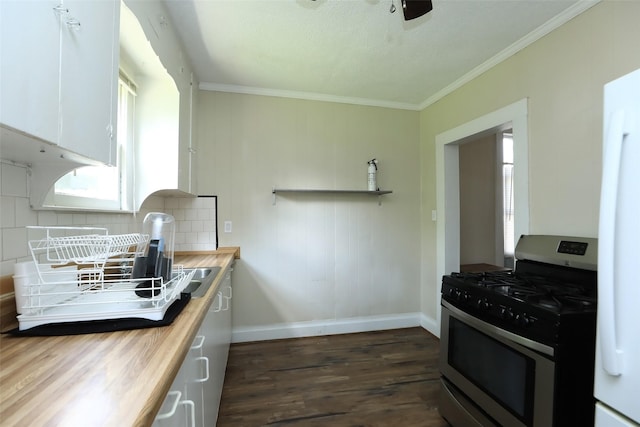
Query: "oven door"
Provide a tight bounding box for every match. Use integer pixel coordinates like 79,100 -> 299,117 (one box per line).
440,300 -> 555,427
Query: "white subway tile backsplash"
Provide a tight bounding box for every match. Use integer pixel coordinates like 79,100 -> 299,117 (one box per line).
0,163 -> 28,197
57,213 -> 73,225
37,211 -> 57,226
1,196 -> 15,228
197,231 -> 210,243
170,209 -> 185,221
174,232 -> 186,244
191,220 -> 204,232
196,209 -> 210,220
184,232 -> 198,244
0,260 -> 16,277
15,198 -> 37,227
2,227 -> 28,260
176,221 -> 190,233
195,197 -> 216,209
0,175 -> 218,264
185,209 -> 198,221
71,213 -> 87,225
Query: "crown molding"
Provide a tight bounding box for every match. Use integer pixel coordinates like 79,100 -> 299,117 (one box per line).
199,0 -> 601,112
418,0 -> 601,110
198,82 -> 421,111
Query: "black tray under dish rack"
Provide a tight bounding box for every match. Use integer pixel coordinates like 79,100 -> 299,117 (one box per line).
15,227 -> 195,332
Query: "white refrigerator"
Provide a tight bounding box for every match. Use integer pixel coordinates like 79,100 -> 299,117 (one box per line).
595,67 -> 640,427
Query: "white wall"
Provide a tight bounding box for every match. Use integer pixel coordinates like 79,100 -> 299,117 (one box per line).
197,92 -> 424,340
459,134 -> 498,265
419,0 -> 640,322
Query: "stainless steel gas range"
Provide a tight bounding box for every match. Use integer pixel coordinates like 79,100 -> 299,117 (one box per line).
439,235 -> 598,427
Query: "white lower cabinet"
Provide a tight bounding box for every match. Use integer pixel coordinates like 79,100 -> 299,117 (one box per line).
154,267 -> 233,427
201,269 -> 233,425
153,335 -> 207,427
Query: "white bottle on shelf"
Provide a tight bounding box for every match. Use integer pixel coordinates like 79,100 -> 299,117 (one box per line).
367,158 -> 378,191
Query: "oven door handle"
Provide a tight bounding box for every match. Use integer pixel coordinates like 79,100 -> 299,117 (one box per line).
442,300 -> 554,357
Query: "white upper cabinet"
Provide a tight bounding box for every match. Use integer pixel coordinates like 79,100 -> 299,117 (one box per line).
1,1 -> 61,144
0,0 -> 119,165
59,0 -> 120,165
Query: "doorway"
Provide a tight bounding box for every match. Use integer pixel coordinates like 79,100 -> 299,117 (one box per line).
458,130 -> 515,269
434,99 -> 530,332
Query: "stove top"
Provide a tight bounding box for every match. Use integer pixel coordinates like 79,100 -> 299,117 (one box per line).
441,235 -> 598,347
447,269 -> 596,315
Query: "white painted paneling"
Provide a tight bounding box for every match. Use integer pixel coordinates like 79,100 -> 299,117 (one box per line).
198,92 -> 421,332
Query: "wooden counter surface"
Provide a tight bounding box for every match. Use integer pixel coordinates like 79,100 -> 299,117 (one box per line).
0,248 -> 239,427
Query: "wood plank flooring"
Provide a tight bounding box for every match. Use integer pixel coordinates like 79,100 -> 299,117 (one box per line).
217,327 -> 450,427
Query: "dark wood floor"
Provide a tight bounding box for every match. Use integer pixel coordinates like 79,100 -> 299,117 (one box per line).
217,327 -> 450,427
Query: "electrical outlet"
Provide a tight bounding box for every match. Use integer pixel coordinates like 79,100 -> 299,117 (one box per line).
431,210 -> 437,221
224,221 -> 232,233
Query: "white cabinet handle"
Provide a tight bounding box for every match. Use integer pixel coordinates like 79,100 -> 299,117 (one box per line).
184,400 -> 196,427
194,356 -> 209,383
155,390 -> 181,420
223,286 -> 232,311
65,17 -> 81,30
214,291 -> 223,313
190,335 -> 205,350
155,392 -> 195,427
52,4 -> 69,14
53,5 -> 81,30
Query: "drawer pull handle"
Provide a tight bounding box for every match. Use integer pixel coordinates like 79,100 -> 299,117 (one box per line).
194,356 -> 209,383
155,390 -> 181,419
190,335 -> 205,350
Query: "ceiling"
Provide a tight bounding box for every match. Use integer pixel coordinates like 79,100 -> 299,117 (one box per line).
162,0 -> 598,110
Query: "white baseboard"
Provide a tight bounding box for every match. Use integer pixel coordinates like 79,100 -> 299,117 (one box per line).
420,313 -> 440,338
231,312 -> 439,343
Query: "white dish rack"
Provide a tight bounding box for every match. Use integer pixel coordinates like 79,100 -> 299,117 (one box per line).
16,227 -> 195,331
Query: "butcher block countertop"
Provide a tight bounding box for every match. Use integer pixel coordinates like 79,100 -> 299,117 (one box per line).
0,248 -> 239,427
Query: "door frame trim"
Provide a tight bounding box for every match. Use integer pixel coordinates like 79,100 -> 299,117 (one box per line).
435,98 -> 530,332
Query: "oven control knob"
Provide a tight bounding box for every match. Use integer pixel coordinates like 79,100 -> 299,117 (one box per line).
499,307 -> 514,320
515,313 -> 530,327
476,298 -> 491,310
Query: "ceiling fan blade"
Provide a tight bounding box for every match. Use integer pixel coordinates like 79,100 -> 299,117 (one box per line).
401,0 -> 433,21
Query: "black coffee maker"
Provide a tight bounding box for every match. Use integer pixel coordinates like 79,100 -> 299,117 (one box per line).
132,213 -> 175,298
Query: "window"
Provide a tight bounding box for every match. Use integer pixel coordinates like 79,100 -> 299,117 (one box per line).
45,73 -> 136,211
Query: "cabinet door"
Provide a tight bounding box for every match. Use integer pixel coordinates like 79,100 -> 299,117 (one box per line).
154,360 -> 191,427
220,271 -> 233,367
186,335 -> 207,427
0,0 -> 60,143
199,288 -> 226,426
59,0 -> 119,165
154,336 -> 205,427
199,269 -> 233,426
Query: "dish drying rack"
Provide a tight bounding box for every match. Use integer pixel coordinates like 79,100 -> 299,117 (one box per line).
17,227 -> 195,331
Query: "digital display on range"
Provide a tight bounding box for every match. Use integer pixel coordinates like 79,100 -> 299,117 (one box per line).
557,240 -> 588,256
